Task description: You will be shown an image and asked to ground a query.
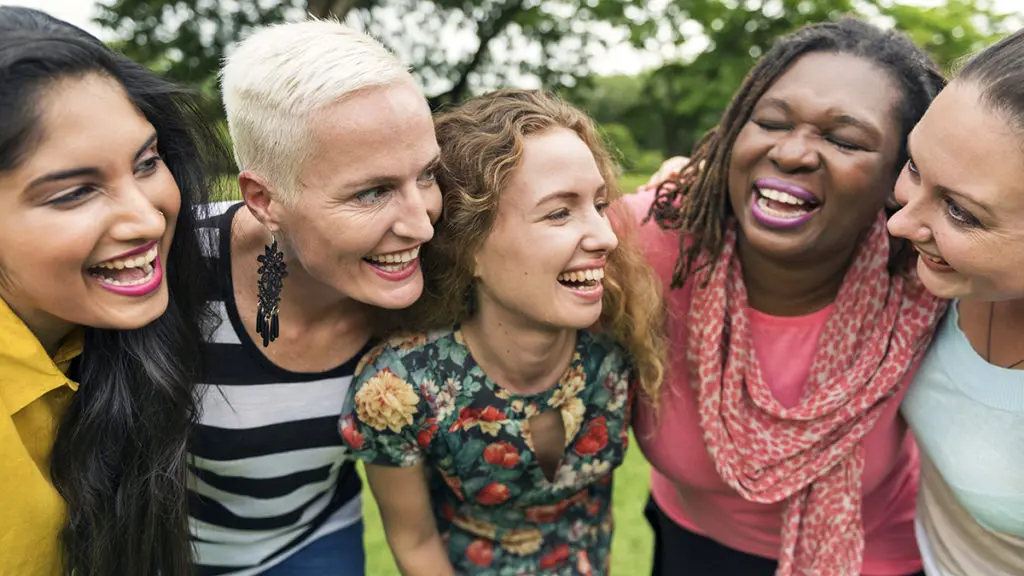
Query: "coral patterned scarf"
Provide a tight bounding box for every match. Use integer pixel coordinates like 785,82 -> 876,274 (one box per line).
688,212 -> 947,576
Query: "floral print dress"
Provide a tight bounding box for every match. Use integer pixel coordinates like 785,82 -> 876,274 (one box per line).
340,329 -> 635,575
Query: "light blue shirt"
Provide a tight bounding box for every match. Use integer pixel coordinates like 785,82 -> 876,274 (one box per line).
902,301 -> 1024,537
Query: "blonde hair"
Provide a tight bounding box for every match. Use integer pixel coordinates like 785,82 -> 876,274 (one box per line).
221,18 -> 409,198
419,89 -> 666,403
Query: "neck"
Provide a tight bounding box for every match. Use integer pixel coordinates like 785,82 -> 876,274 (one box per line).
460,302 -> 576,394
235,208 -> 370,328
737,234 -> 856,317
2,297 -> 75,356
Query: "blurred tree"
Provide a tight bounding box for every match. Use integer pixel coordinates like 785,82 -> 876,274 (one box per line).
95,0 -> 638,120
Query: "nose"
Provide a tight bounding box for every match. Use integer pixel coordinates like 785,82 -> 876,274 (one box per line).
391,182 -> 439,242
108,178 -> 167,243
582,207 -> 619,254
768,129 -> 820,173
887,169 -> 931,243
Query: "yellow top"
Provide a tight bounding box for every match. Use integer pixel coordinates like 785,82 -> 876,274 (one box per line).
0,297 -> 82,576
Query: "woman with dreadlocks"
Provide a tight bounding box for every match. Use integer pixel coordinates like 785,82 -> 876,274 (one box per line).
626,18 -> 948,576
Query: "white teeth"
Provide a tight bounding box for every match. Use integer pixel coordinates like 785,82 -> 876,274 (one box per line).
557,267 -> 605,283
756,196 -> 811,218
366,246 -> 420,265
94,263 -> 155,287
756,187 -> 808,206
95,246 -> 158,270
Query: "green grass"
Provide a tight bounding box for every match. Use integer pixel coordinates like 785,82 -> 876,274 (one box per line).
359,433 -> 653,575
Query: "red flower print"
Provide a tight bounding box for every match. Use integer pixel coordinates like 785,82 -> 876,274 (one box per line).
340,417 -> 364,450
440,501 -> 455,521
449,407 -> 481,432
418,418 -> 439,449
540,543 -> 570,570
586,497 -> 602,517
477,482 -> 510,506
466,539 -> 494,567
577,550 -> 593,576
483,442 -> 520,468
575,416 -> 609,455
440,471 -> 464,501
479,406 -> 505,422
524,501 -> 568,523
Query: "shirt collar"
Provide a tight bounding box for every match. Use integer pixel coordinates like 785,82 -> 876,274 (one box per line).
0,298 -> 82,416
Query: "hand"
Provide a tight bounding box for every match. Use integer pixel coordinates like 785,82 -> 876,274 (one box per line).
646,155 -> 691,187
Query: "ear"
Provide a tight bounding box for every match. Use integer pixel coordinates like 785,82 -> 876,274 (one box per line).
239,170 -> 283,233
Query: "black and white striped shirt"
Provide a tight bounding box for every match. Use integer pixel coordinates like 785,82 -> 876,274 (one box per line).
189,202 -> 364,575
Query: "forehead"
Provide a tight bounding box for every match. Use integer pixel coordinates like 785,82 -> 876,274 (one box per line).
913,82 -> 1024,215
502,127 -> 603,209
4,74 -> 150,182
758,52 -> 902,126
305,79 -> 437,173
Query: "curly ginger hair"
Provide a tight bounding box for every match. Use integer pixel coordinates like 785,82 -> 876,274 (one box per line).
413,89 -> 666,402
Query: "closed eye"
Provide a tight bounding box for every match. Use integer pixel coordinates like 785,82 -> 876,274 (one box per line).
825,136 -> 864,152
753,119 -> 789,131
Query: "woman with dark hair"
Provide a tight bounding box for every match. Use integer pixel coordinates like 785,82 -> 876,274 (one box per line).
629,18 -> 947,576
0,7 -> 225,575
887,29 -> 1024,576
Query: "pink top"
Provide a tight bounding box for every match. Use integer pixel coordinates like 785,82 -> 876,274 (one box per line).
625,190 -> 923,576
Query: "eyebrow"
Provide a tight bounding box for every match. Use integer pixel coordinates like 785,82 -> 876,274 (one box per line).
536,183 -> 607,207
27,133 -> 159,190
346,153 -> 442,191
906,138 -> 995,218
757,97 -> 880,139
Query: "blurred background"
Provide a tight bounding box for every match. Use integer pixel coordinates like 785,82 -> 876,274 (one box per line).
12,0 -> 1022,573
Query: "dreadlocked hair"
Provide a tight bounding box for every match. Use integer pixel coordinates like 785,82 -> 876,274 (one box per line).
648,16 -> 946,289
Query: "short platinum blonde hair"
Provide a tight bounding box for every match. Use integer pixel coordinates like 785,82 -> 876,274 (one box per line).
221,18 -> 410,198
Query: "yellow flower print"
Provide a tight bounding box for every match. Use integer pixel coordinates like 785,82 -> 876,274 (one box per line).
452,514 -> 498,540
354,369 -> 419,433
389,332 -> 429,351
560,397 -> 586,446
501,527 -> 544,556
354,342 -> 388,376
549,363 -> 586,408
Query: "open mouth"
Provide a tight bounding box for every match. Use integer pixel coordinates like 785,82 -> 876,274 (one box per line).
913,246 -> 952,270
88,244 -> 158,287
557,267 -> 604,290
364,246 -> 420,272
751,185 -> 821,225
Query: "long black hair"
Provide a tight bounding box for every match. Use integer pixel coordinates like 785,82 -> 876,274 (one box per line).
649,17 -> 946,288
0,7 -> 226,575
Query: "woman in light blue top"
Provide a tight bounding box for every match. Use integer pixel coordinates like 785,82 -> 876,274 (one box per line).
887,28 -> 1024,576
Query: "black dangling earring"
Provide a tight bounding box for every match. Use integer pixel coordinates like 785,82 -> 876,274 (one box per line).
256,234 -> 287,347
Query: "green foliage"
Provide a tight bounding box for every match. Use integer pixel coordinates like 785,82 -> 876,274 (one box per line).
96,0 -> 1020,174
880,0 -> 1011,75
95,0 -> 640,117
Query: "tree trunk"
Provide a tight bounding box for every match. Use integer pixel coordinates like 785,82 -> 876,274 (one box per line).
306,0 -> 362,19
433,0 -> 526,106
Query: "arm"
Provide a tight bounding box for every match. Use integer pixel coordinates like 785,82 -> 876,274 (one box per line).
364,463 -> 454,576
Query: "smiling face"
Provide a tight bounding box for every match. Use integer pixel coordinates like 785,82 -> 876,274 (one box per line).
0,73 -> 180,343
888,81 -> 1024,301
727,52 -> 903,263
262,77 -> 442,310
472,127 -> 618,331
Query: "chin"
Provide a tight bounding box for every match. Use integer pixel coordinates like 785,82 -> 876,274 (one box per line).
91,296 -> 170,331
363,285 -> 424,310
